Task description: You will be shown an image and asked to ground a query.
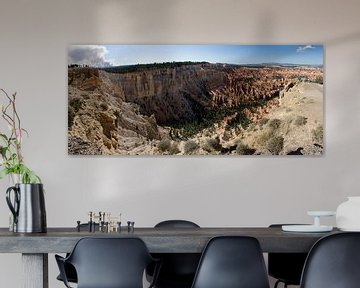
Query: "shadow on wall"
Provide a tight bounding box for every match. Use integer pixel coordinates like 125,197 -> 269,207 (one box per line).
95,0 -> 180,41
255,10 -> 276,42
323,30 -> 360,196
324,31 -> 360,46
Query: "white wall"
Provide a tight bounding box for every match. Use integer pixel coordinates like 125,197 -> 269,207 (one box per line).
0,0 -> 360,287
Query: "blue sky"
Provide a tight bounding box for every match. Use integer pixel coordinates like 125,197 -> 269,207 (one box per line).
68,45 -> 323,67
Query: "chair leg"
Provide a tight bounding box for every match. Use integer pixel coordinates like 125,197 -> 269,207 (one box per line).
274,280 -> 289,288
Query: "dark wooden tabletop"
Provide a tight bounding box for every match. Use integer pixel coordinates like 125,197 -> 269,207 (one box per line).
0,227 -> 339,254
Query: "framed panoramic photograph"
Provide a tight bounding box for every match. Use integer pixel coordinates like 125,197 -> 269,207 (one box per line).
68,44 -> 323,156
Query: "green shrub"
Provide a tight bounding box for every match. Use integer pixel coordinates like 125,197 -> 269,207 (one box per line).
69,97 -> 83,113
312,125 -> 323,143
268,118 -> 282,130
258,130 -> 275,146
247,123 -> 256,131
236,142 -> 256,155
68,97 -> 84,128
99,102 -> 108,111
168,142 -> 180,155
157,138 -> 172,152
294,116 -> 307,126
313,75 -> 323,84
266,136 -> 284,155
68,106 -> 75,127
222,130 -> 232,141
259,118 -> 269,127
184,140 -> 198,154
202,137 -> 222,152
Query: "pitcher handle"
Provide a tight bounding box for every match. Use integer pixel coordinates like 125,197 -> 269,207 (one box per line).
6,186 -> 20,224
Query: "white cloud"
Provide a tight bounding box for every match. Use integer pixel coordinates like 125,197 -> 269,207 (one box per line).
68,45 -> 113,67
296,45 -> 315,53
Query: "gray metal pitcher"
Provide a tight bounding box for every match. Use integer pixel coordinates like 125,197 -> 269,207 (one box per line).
6,183 -> 47,233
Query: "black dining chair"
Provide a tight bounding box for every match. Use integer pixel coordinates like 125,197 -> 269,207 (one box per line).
55,237 -> 161,288
146,220 -> 201,288
191,236 -> 270,288
268,224 -> 308,288
56,223 -> 99,284
56,262 -> 77,284
300,232 -> 360,288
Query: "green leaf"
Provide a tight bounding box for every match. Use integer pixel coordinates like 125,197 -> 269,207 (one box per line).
11,165 -> 20,174
1,146 -> 8,158
18,164 -> 41,184
0,133 -> 8,142
0,168 -> 9,179
28,171 -> 41,184
21,128 -> 29,137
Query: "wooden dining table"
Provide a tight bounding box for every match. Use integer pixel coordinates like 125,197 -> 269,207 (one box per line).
0,226 -> 339,288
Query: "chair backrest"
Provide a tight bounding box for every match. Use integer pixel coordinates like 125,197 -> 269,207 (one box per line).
191,236 -> 270,288
150,220 -> 201,287
300,232 -> 360,288
155,220 -> 200,228
67,237 -> 154,288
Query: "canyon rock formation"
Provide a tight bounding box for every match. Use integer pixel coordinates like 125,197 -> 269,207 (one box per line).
68,63 -> 323,155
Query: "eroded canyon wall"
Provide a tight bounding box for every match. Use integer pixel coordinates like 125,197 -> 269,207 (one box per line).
68,64 -> 322,155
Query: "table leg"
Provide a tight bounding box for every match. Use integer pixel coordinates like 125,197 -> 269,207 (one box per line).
22,253 -> 48,288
